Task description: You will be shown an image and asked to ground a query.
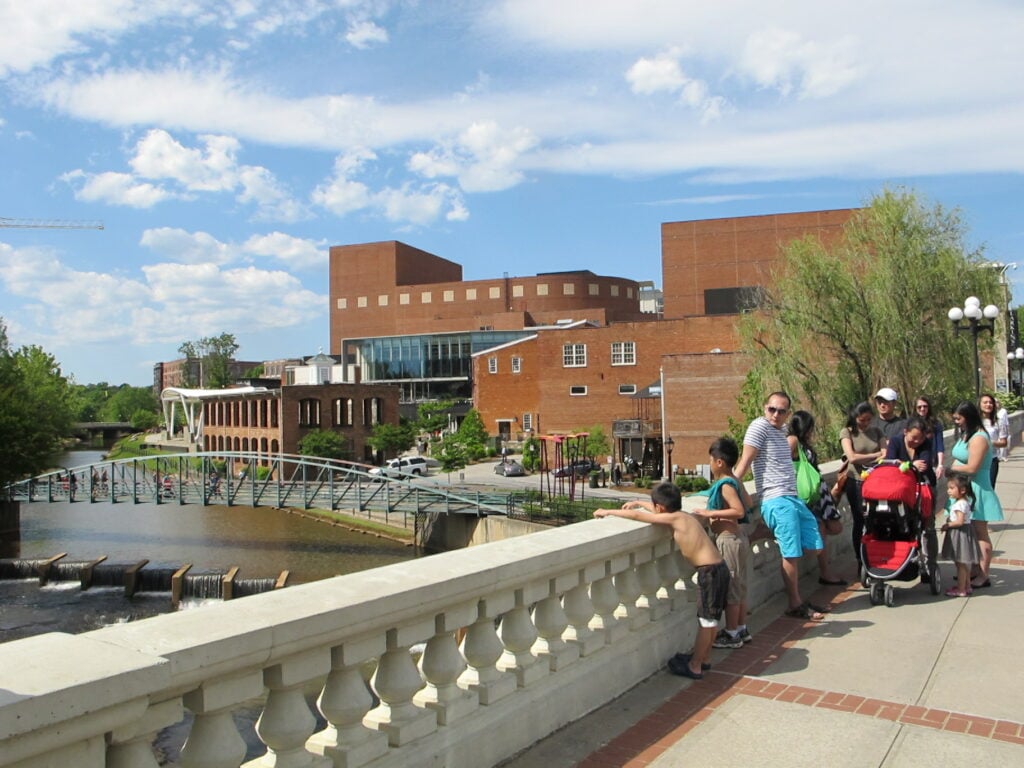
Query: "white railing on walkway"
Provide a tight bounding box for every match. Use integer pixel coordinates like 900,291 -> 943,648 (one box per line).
0,509 -> 801,768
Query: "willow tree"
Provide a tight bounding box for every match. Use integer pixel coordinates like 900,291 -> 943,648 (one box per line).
738,188 -> 1001,445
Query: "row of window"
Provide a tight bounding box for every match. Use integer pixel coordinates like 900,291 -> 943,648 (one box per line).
297,397 -> 383,428
486,341 -> 637,374
337,283 -> 635,310
569,384 -> 638,397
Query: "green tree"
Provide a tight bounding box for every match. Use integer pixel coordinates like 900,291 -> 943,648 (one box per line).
437,434 -> 469,481
366,422 -> 416,458
298,429 -> 351,461
574,425 -> 611,462
455,409 -> 489,460
738,188 -> 1000,450
0,320 -> 76,490
178,332 -> 240,388
101,385 -> 159,422
130,408 -> 160,431
521,434 -> 541,471
416,399 -> 455,435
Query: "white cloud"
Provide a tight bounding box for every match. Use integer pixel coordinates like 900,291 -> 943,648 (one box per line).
130,129 -> 240,192
140,227 -> 326,270
346,20 -> 388,49
140,228 -> 234,265
242,231 -> 326,270
60,169 -> 175,208
625,50 -> 687,95
738,27 -> 861,99
408,120 -> 537,193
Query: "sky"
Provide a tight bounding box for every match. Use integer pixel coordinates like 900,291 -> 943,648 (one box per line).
2,1 -> 1024,386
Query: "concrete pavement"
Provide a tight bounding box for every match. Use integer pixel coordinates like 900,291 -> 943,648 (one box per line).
501,452 -> 1024,767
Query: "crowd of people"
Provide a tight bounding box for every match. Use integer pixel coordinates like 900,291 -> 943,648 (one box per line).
596,387 -> 1009,681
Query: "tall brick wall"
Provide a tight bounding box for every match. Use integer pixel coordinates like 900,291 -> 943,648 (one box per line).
661,209 -> 853,318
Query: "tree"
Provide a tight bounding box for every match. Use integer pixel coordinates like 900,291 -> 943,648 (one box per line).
102,385 -> 159,422
416,399 -> 455,436
130,409 -> 160,431
737,188 -> 1000,450
366,422 -> 416,458
0,320 -> 76,490
178,332 -> 240,388
455,409 -> 489,460
574,425 -> 611,462
436,434 -> 469,481
521,434 -> 541,471
298,429 -> 351,461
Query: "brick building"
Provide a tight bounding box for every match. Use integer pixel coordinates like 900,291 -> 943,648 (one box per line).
473,209 -> 855,470
328,240 -> 653,403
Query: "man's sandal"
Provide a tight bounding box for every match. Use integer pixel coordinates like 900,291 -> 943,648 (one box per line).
784,603 -> 826,621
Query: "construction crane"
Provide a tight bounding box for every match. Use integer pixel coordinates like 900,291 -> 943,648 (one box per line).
0,217 -> 104,230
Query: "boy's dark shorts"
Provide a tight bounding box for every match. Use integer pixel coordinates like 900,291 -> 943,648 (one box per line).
695,561 -> 730,628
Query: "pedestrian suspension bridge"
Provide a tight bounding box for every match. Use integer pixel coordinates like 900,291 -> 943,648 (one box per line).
5,452 -> 510,518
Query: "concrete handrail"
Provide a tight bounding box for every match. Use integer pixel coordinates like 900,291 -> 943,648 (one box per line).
0,511 -> 799,768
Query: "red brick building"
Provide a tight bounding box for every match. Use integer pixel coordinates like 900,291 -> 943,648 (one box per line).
473,209 -> 855,469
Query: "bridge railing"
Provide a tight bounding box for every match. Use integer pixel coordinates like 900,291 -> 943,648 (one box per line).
0,513 -> 798,768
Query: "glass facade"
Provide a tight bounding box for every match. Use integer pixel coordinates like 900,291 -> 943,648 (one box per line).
354,330 -> 532,383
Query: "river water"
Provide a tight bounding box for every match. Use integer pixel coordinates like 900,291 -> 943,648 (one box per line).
1,449 -> 417,644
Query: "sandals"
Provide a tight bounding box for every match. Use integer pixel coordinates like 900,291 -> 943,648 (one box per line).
784,602 -> 827,621
818,577 -> 848,586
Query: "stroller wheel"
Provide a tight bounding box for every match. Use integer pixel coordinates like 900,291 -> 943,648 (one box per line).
884,584 -> 895,607
860,563 -> 870,587
869,582 -> 884,606
928,565 -> 942,596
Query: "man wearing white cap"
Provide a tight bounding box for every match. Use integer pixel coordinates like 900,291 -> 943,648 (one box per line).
873,388 -> 905,442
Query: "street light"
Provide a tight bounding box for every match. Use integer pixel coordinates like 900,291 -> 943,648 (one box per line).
665,436 -> 675,480
948,296 -> 1000,399
1008,347 -> 1024,396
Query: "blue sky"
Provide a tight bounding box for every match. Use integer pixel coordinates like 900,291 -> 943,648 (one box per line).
2,0 -> 1023,386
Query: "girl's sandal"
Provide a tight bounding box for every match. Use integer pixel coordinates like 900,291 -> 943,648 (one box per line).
784,603 -> 826,621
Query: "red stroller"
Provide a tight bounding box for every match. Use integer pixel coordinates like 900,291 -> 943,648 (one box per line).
858,462 -> 940,606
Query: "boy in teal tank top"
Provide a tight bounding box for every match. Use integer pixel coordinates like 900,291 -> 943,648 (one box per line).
692,437 -> 753,649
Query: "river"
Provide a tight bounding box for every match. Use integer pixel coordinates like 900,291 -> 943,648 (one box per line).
1,449 -> 418,644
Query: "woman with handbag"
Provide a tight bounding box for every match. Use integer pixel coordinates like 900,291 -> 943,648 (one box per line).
839,402 -> 887,568
789,410 -> 847,586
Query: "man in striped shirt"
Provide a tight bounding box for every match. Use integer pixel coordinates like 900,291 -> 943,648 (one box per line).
734,391 -> 827,622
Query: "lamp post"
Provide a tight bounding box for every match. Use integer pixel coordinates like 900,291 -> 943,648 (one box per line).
948,297 -> 1000,400
665,436 -> 675,480
1008,347 -> 1024,396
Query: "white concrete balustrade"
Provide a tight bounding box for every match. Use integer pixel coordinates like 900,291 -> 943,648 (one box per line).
0,511 -> 801,768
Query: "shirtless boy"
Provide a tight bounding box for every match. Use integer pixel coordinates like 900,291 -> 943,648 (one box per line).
595,482 -> 729,680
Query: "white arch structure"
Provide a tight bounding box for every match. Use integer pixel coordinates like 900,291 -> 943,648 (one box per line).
160,386 -> 270,444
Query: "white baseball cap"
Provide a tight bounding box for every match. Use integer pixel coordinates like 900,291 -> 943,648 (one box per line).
875,387 -> 899,402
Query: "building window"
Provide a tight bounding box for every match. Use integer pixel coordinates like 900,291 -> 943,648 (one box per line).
357,296 -> 368,308
610,285 -> 619,297
522,412 -> 533,431
378,295 -> 388,306
363,397 -> 382,425
337,298 -> 347,309
618,384 -> 637,395
489,286 -> 501,299
562,343 -> 587,368
589,283 -> 599,296
537,283 -> 549,296
611,341 -> 636,366
466,288 -> 477,300
333,398 -> 353,426
570,385 -> 588,396
704,286 -> 766,315
444,290 -> 455,302
399,293 -> 410,305
298,398 -> 320,427
421,291 -> 432,303
563,282 -> 575,295
488,356 -> 498,374
512,285 -> 524,297
511,356 -> 522,374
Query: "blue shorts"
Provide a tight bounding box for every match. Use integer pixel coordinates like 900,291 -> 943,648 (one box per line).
761,495 -> 824,559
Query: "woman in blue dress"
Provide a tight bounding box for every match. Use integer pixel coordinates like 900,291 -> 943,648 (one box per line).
949,400 -> 1003,588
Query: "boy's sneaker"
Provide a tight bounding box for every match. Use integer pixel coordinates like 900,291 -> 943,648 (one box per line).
738,627 -> 753,644
712,629 -> 743,649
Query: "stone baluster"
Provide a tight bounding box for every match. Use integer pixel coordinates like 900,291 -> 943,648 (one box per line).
637,544 -> 670,621
180,671 -> 264,768
307,638 -> 389,768
457,596 -> 517,705
588,561 -> 627,644
531,576 -> 579,672
612,555 -> 646,630
657,546 -> 685,610
413,604 -> 478,726
248,649 -> 332,767
107,699 -> 183,768
562,567 -> 603,656
496,587 -> 547,688
364,624 -> 438,746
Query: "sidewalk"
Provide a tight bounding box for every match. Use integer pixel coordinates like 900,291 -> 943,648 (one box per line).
503,454 -> 1024,767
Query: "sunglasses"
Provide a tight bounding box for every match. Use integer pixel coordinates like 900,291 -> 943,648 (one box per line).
766,406 -> 789,415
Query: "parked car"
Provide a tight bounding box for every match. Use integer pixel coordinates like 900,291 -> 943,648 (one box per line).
368,456 -> 429,479
550,459 -> 600,478
494,459 -> 526,477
